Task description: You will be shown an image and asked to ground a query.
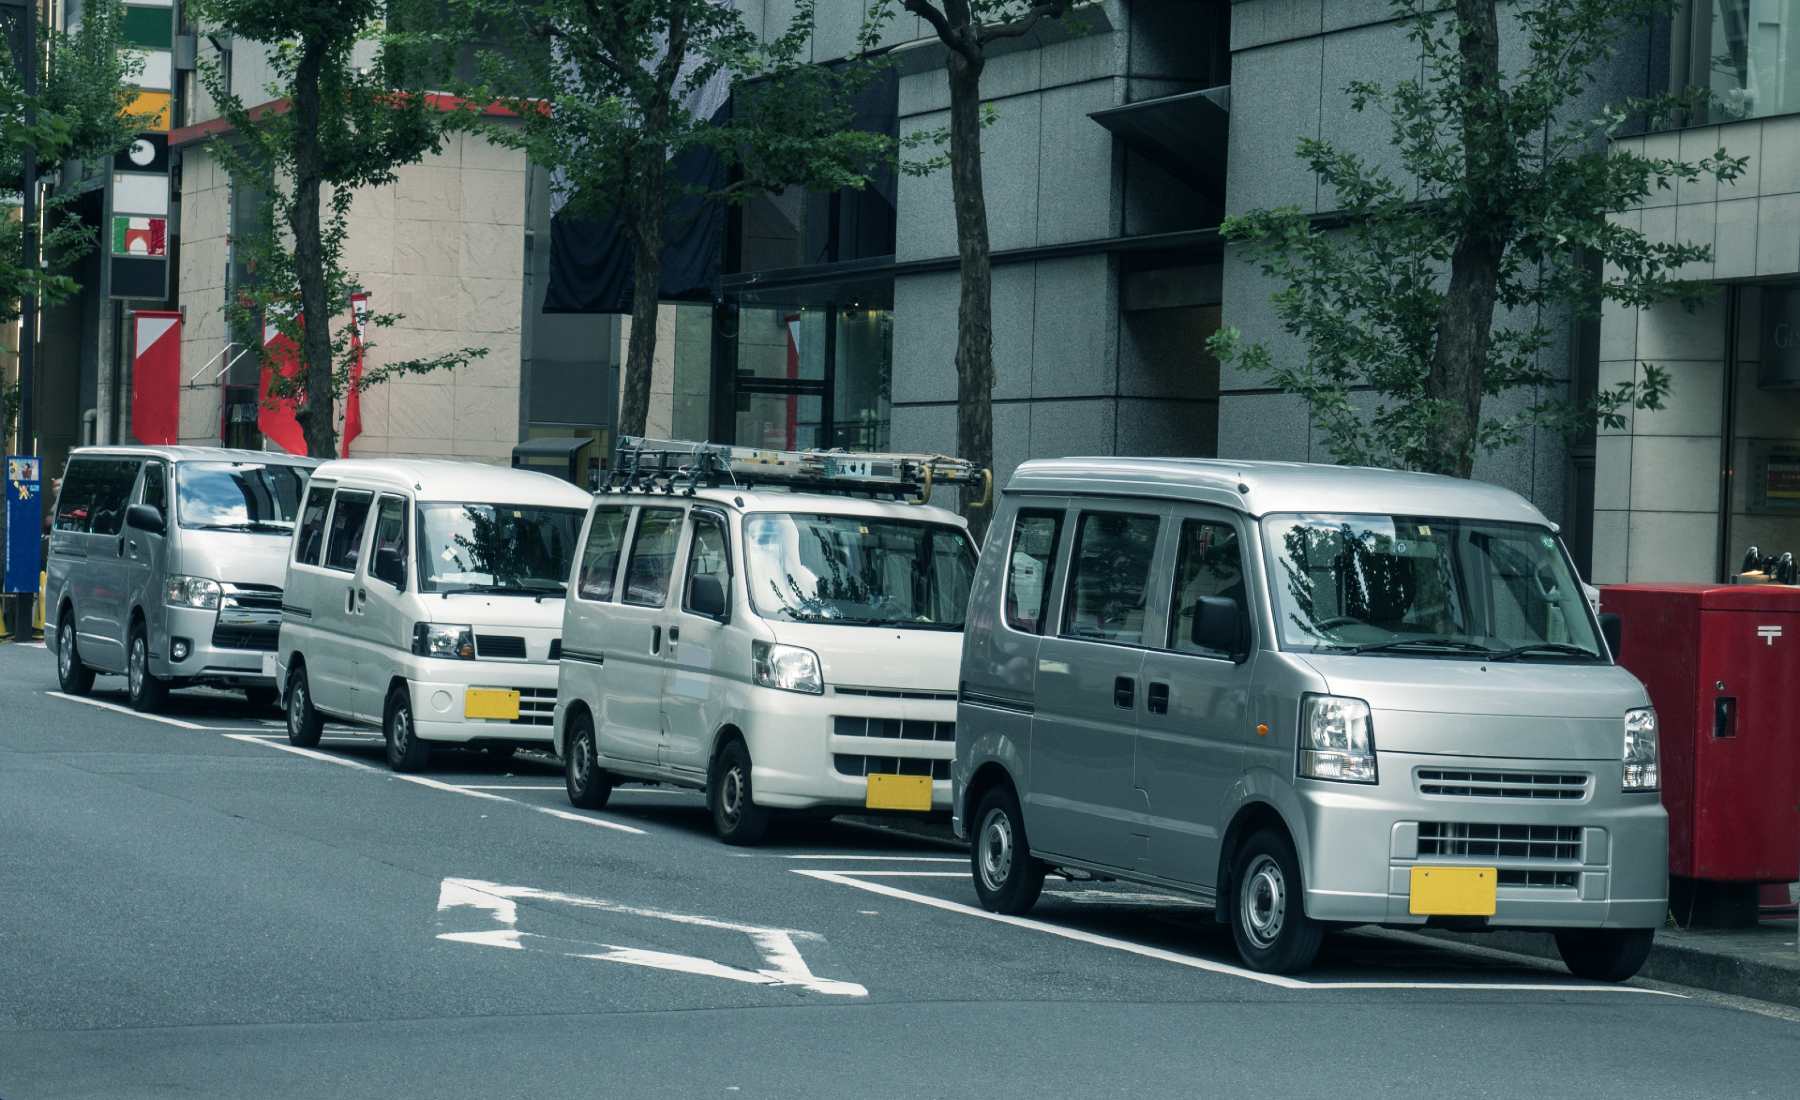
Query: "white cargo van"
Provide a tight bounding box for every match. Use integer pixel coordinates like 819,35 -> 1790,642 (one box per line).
277,459 -> 591,770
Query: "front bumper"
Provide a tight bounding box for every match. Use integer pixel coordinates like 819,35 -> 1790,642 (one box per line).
156,604 -> 278,686
1295,751 -> 1668,930
742,686 -> 955,812
406,660 -> 560,746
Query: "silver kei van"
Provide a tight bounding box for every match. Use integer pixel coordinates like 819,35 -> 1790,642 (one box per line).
46,446 -> 320,711
954,459 -> 1667,979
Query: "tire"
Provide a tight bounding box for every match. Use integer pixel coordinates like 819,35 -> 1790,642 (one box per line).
126,624 -> 167,712
285,664 -> 323,747
1555,928 -> 1655,982
708,738 -> 771,846
384,687 -> 431,773
563,713 -> 614,810
970,785 -> 1047,915
243,686 -> 279,711
55,611 -> 95,696
1228,828 -> 1324,974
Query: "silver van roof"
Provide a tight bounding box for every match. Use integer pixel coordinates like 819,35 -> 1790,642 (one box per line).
1006,457 -> 1552,527
68,445 -> 320,466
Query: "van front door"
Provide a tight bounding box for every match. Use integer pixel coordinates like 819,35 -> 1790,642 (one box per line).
312,489 -> 375,716
123,460 -> 170,660
1026,506 -> 1166,870
71,456 -> 143,673
599,506 -> 684,765
661,509 -> 732,777
353,494 -> 412,722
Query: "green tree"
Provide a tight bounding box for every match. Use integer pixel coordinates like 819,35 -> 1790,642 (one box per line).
462,0 -> 888,445
193,0 -> 486,459
2,0 -> 143,327
1208,0 -> 1744,478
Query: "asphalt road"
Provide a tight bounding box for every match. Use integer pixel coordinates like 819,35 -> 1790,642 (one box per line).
3,640 -> 1798,1099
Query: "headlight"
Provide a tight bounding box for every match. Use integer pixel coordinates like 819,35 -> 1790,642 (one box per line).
1623,707 -> 1659,791
412,623 -> 475,660
753,640 -> 823,695
1298,694 -> 1377,783
165,575 -> 222,610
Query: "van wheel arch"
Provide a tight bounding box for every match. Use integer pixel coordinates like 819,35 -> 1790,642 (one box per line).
560,699 -> 594,757
1215,802 -> 1294,924
963,761 -> 1019,835
708,723 -> 746,770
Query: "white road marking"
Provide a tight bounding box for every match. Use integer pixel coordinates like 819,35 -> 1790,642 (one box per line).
48,692 -> 207,730
436,877 -> 866,997
223,735 -> 646,835
793,870 -> 1683,997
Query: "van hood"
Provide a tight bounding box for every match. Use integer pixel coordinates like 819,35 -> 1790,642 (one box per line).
424,593 -> 567,632
181,530 -> 292,590
1298,654 -> 1650,761
765,621 -> 963,694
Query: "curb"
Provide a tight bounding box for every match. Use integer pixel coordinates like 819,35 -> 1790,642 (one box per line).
1415,928 -> 1800,1008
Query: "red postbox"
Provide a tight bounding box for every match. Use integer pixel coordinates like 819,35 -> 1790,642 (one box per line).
1599,584 -> 1800,894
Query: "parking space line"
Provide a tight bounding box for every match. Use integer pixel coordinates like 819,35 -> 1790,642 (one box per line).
49,692 -> 207,730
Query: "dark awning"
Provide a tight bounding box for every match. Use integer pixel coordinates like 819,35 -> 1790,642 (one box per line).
1090,87 -> 1231,202
511,436 -> 595,460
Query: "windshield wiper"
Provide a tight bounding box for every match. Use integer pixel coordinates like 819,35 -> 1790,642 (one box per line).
1485,641 -> 1600,662
1333,638 -> 1498,656
853,617 -> 961,631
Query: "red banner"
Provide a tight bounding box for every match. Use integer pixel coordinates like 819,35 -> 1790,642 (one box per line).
130,309 -> 182,445
341,291 -> 370,458
258,312 -> 308,456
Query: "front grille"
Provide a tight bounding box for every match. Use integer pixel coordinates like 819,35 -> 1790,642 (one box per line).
211,623 -> 279,651
833,754 -> 951,781
1498,869 -> 1578,889
1417,822 -> 1582,863
834,686 -> 957,702
223,583 -> 283,613
833,715 -> 956,742
1417,768 -> 1589,800
512,687 -> 555,726
477,634 -> 527,659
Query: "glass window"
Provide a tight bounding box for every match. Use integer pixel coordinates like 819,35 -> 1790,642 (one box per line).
1168,519 -> 1248,657
369,495 -> 409,589
56,458 -> 140,536
683,512 -> 732,615
1005,510 -> 1063,635
743,512 -> 977,629
294,484 -> 333,565
576,507 -> 629,601
54,459 -> 105,533
1263,514 -> 1604,659
736,392 -> 825,451
1698,1 -> 1800,121
623,508 -> 685,607
1725,283 -> 1800,583
141,462 -> 167,518
175,461 -> 307,532
829,308 -> 892,451
1062,511 -> 1161,646
416,503 -> 585,595
323,492 -> 373,573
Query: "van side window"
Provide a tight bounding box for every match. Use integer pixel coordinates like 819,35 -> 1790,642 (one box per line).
576,508 -> 629,601
1062,511 -> 1160,646
323,492 -> 374,573
369,495 -> 408,589
55,459 -> 103,533
683,512 -> 730,615
1005,510 -> 1063,635
1167,519 -> 1247,657
622,508 -> 683,607
58,458 -> 140,536
294,485 -> 333,565
141,462 -> 167,518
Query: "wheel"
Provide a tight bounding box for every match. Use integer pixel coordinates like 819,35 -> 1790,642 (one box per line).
970,785 -> 1047,915
285,664 -> 323,747
383,687 -> 431,772
708,738 -> 771,845
1555,928 -> 1654,982
243,686 -> 279,711
126,624 -> 167,712
1229,828 -> 1324,974
563,713 -> 614,810
483,743 -> 517,763
55,611 -> 95,695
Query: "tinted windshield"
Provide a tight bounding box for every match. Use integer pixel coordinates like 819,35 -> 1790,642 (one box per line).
416,503 -> 585,595
744,513 -> 977,629
176,462 -> 308,531
1263,513 -> 1604,660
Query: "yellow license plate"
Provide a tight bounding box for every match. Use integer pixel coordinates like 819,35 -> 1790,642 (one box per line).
1409,866 -> 1497,916
464,688 -> 521,721
865,773 -> 932,812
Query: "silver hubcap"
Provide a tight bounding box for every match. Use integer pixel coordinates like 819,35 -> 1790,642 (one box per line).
1240,854 -> 1287,950
289,681 -> 305,729
59,623 -> 73,677
571,733 -> 592,791
978,808 -> 1015,893
720,765 -> 744,824
392,707 -> 410,753
129,638 -> 145,696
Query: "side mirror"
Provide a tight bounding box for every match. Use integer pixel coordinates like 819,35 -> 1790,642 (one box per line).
1191,595 -> 1244,657
689,574 -> 728,619
126,503 -> 164,535
373,546 -> 407,589
1599,611 -> 1623,661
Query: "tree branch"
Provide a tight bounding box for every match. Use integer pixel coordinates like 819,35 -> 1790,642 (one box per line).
903,0 -> 977,62
976,1 -> 1071,46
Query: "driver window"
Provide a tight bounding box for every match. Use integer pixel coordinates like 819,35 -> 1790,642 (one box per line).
683,513 -> 731,616
369,495 -> 409,589
323,491 -> 374,573
1167,519 -> 1247,657
1061,510 -> 1161,646
141,462 -> 167,520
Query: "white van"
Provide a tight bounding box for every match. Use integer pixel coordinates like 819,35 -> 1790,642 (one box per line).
277,459 -> 591,770
554,439 -> 985,843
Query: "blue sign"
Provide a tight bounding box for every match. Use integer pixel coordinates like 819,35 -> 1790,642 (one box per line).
5,456 -> 43,594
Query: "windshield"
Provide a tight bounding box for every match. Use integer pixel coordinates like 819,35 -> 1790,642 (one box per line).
176,461 -> 308,531
1263,513 -> 1604,660
416,503 -> 585,595
744,513 -> 977,629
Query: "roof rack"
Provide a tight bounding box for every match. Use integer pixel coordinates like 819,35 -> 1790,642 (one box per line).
605,436 -> 991,507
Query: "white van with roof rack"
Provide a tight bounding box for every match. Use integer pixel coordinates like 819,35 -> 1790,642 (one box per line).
554,438 -> 987,843
277,459 -> 591,770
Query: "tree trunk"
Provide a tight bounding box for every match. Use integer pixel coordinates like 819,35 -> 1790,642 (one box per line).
1424,0 -> 1507,478
945,50 -> 994,542
618,154 -> 667,441
288,41 -> 337,460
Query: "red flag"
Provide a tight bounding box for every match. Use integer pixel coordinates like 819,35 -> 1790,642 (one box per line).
130,309 -> 181,445
341,291 -> 370,458
258,311 -> 308,456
